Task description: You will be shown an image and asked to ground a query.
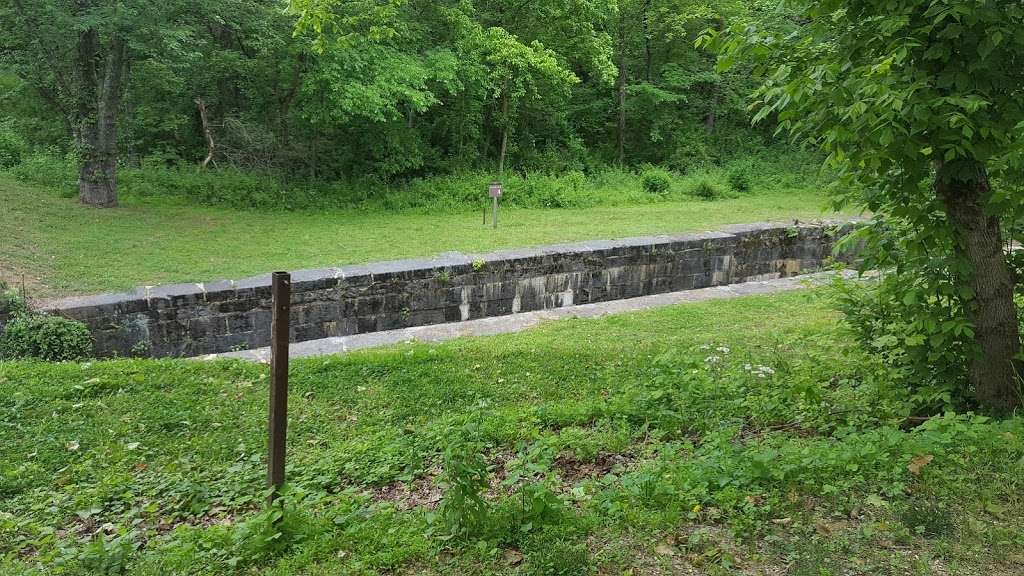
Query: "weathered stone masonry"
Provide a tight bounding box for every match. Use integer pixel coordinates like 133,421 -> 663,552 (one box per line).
42,220 -> 859,358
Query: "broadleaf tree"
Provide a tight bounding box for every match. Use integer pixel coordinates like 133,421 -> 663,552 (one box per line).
0,0 -> 198,206
702,0 -> 1024,412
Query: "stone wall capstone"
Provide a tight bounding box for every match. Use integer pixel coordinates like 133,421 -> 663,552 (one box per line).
41,220 -> 860,358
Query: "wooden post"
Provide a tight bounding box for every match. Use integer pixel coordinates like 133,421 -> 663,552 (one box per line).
488,182 -> 502,230
267,271 -> 291,505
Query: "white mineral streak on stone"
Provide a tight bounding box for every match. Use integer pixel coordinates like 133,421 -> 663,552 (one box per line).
560,288 -> 574,307
459,286 -> 471,321
528,276 -> 547,308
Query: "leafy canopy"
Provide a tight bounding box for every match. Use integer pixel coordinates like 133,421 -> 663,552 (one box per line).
702,0 -> 1024,212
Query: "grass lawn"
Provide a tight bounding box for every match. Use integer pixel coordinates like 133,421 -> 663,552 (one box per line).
0,176 -> 851,298
2,290 -> 1022,575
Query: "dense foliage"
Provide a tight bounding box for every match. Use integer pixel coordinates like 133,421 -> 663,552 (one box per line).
705,0 -> 1024,412
0,0 -> 798,191
0,313 -> 93,362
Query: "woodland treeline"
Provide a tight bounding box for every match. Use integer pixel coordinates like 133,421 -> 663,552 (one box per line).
0,0 -> 792,204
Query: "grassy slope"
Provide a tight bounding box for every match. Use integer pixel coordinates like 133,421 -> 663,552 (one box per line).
2,290 -> 1022,575
0,176 -> 849,297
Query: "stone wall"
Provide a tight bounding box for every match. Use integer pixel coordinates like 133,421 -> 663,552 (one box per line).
42,220 -> 859,358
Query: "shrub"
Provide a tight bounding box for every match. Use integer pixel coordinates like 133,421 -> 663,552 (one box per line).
640,166 -> 672,195
726,162 -> 754,193
0,282 -> 28,322
432,434 -> 491,541
828,219 -> 976,412
8,151 -> 78,197
0,313 -> 93,361
689,177 -> 727,200
0,123 -> 29,169
667,133 -> 713,173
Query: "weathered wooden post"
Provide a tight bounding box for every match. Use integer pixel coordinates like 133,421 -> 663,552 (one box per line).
267,271 -> 291,505
489,182 -> 502,229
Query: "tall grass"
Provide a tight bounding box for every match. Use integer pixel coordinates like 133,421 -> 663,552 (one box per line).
5,150 -> 832,213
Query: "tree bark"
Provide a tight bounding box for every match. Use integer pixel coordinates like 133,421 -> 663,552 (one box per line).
77,32 -> 125,207
937,161 -> 1022,413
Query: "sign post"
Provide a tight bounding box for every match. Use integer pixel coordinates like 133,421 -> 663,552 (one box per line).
489,182 -> 502,229
267,271 -> 291,506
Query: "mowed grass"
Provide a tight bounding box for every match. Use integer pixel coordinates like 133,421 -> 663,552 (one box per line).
0,176 -> 849,298
2,290 -> 1022,575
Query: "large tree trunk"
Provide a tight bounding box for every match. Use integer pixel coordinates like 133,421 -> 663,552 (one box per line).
937,161 -> 1022,413
76,32 -> 126,207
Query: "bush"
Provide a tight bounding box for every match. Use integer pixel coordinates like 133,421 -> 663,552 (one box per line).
0,282 -> 28,322
726,161 -> 755,193
0,123 -> 29,169
640,166 -> 672,195
689,177 -> 727,200
0,313 -> 93,361
8,151 -> 78,196
828,219 -> 976,412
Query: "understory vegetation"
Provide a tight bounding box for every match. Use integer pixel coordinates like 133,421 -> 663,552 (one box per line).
2,292 -> 1022,575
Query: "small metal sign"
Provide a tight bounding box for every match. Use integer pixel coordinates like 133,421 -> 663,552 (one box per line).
489,182 -> 503,198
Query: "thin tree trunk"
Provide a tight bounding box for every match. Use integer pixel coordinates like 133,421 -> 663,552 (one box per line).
617,11 -> 627,166
704,18 -> 723,134
642,0 -> 652,82
498,88 -> 509,177
195,97 -> 216,168
937,161 -> 1022,413
705,88 -> 719,133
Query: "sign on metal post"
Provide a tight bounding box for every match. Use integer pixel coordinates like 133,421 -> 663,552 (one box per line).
267,271 -> 291,505
489,182 -> 502,229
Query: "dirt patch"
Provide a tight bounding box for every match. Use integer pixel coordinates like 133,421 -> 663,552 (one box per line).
553,452 -> 635,485
370,477 -> 444,511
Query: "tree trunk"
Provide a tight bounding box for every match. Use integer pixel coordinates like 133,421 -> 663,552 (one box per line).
705,87 -> 719,133
76,31 -> 125,207
195,97 -> 216,168
617,12 -> 627,166
642,0 -> 652,82
498,88 -> 509,178
937,161 -> 1022,413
